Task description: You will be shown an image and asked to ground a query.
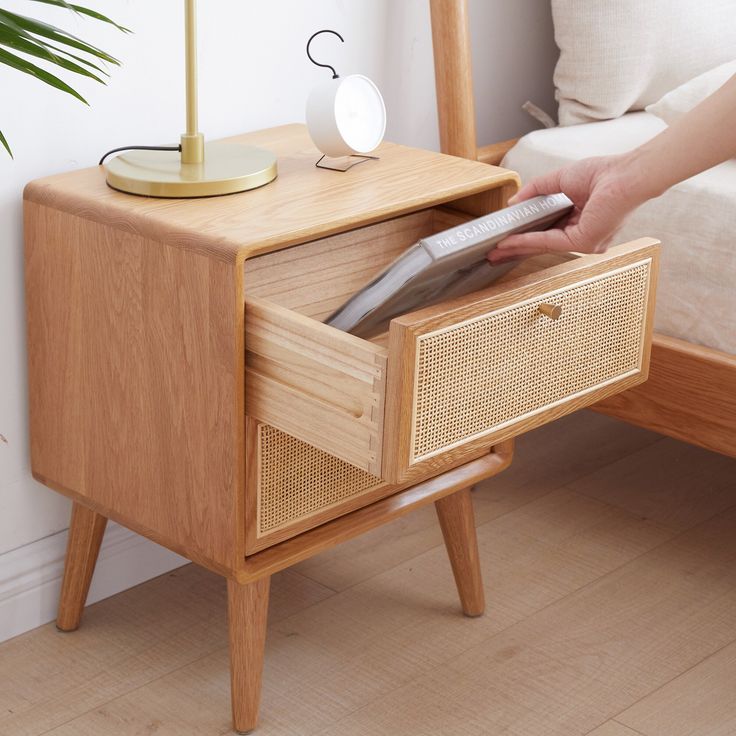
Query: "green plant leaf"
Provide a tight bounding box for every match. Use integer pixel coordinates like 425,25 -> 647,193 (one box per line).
0,25 -> 105,82
0,129 -> 12,158
43,40 -> 109,75
0,11 -> 48,47
0,1 -> 128,157
0,9 -> 120,65
0,46 -> 88,103
38,0 -> 131,34
29,0 -> 131,34
0,14 -> 111,75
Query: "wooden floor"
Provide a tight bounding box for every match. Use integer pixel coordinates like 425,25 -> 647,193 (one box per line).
3,410 -> 736,736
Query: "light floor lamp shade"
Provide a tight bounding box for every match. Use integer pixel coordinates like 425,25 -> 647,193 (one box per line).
105,0 -> 277,197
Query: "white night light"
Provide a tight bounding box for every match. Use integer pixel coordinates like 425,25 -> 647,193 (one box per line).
305,31 -> 386,159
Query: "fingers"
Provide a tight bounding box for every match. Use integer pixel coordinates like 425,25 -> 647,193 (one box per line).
489,247 -> 543,264
489,251 -> 541,265
507,168 -> 564,204
490,227 -> 581,259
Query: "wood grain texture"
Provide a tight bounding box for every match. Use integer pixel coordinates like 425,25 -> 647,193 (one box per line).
582,722 -> 644,736
25,127 -> 519,579
618,637 -> 736,736
477,139 -> 520,166
245,295 -> 387,474
430,0 -> 478,159
435,487 -> 485,617
56,502 -> 108,632
244,208 -> 439,322
594,335 -> 736,459
568,433 -> 736,533
243,206 -> 481,325
382,239 -> 660,483
5,415 -> 735,736
227,576 -> 270,734
318,505 -> 736,736
25,202 -> 245,573
23,124 -> 517,265
0,564 -> 332,736
430,1 -> 520,170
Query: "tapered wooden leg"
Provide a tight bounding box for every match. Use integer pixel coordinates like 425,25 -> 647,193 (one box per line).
227,576 -> 271,734
435,487 -> 485,617
56,502 -> 108,632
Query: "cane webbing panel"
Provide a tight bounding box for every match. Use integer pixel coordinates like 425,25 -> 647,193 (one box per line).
413,260 -> 651,461
258,424 -> 384,534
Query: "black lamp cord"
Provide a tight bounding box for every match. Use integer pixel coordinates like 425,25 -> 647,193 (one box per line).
98,144 -> 181,166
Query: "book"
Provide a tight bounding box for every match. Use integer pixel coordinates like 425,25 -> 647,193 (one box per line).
326,192 -> 574,337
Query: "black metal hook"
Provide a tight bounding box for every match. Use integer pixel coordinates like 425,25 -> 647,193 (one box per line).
306,29 -> 344,79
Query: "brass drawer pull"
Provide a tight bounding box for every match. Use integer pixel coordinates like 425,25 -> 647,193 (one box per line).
539,302 -> 562,320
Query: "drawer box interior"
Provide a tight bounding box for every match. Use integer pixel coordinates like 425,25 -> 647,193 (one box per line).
244,206 -> 488,479
244,206 -> 659,486
244,207 -> 475,325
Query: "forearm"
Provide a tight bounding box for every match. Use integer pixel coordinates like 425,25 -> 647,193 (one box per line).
617,74 -> 736,202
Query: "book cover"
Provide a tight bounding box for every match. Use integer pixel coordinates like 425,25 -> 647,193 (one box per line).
326,193 -> 573,337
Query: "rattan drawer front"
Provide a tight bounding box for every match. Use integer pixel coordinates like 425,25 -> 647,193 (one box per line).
413,261 -> 649,461
383,238 -> 660,483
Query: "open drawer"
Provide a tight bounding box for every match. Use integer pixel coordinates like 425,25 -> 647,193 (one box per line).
244,207 -> 660,486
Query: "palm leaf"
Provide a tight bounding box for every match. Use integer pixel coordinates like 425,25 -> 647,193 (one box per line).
30,0 -> 131,33
39,41 -> 110,77
43,40 -> 110,75
0,129 -> 12,158
0,13 -> 110,74
0,1 -> 127,158
0,8 -> 120,64
0,25 -> 105,82
0,46 -> 88,103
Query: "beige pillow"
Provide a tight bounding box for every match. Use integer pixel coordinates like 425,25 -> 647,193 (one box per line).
552,0 -> 736,126
646,60 -> 736,125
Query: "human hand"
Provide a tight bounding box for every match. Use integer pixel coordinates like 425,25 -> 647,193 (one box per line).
488,154 -> 643,264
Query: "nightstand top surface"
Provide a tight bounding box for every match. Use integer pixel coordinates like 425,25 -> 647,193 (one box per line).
24,124 -> 518,263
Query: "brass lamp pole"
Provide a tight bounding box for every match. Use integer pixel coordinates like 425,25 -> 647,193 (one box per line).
105,0 -> 278,197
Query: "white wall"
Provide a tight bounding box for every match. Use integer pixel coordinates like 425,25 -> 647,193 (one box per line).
381,0 -> 558,150
0,0 -> 556,642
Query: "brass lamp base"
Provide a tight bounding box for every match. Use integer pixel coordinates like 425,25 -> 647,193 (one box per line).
105,141 -> 278,197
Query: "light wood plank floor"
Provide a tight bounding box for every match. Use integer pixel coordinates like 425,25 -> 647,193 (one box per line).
3,411 -> 735,736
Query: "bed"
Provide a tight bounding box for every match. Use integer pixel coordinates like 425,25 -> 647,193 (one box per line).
503,111 -> 736,355
430,0 -> 736,458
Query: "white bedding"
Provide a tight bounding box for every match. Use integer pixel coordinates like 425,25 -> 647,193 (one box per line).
503,112 -> 736,354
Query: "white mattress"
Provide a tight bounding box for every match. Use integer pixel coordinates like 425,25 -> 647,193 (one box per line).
503,112 -> 736,354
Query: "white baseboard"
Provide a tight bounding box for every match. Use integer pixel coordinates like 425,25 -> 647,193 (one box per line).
0,522 -> 188,643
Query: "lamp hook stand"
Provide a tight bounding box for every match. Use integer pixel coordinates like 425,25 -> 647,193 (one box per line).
306,29 -> 343,79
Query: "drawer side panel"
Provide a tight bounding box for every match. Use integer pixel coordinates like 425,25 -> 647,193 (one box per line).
245,295 -> 387,475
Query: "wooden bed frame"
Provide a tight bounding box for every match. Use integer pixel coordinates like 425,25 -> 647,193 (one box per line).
430,0 -> 736,458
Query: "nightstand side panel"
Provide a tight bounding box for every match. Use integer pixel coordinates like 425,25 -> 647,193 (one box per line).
25,201 -> 244,574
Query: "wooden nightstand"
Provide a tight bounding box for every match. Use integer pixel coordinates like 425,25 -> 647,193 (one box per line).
24,124 -> 659,733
